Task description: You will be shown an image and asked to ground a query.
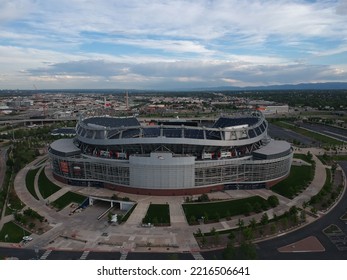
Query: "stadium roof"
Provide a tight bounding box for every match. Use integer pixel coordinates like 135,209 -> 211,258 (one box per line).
84,116 -> 140,128
49,138 -> 81,157
252,140 -> 291,160
213,117 -> 258,128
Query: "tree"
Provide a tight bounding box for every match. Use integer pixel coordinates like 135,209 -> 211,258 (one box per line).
210,227 -> 217,235
198,193 -> 209,202
289,206 -> 299,223
270,223 -> 277,234
223,242 -> 237,260
189,215 -> 196,225
260,213 -> 269,225
117,214 -> 124,223
242,227 -> 253,241
228,231 -> 236,244
214,231 -> 220,245
239,241 -> 257,260
249,217 -> 257,230
306,151 -> 313,163
237,218 -> 244,229
267,195 -> 279,208
300,210 -> 306,222
196,228 -> 203,237
107,212 -> 113,222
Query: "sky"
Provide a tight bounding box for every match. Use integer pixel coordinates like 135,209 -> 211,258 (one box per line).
1,0 -> 347,90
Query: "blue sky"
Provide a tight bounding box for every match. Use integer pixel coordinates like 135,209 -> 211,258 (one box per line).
1,0 -> 347,90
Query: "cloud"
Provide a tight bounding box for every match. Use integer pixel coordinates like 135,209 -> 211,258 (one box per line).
5,0 -> 347,48
24,58 -> 347,89
0,0 -> 35,22
1,1 -> 347,89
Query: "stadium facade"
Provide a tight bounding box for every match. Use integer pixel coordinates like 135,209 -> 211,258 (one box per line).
48,109 -> 293,195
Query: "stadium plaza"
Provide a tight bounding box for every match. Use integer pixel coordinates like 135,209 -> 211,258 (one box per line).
13,146 -> 328,255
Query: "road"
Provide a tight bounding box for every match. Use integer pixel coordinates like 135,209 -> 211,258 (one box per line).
268,123 -> 317,146
298,123 -> 347,143
255,160 -> 347,260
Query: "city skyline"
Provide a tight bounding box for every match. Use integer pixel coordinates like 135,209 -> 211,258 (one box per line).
1,0 -> 347,90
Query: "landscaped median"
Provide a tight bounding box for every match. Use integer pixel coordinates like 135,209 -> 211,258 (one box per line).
38,167 -> 61,199
182,195 -> 278,225
50,191 -> 87,211
142,203 -> 170,226
25,168 -> 40,200
0,221 -> 30,243
271,164 -> 315,198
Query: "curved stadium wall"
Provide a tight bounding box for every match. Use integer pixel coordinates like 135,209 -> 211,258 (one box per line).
48,109 -> 293,195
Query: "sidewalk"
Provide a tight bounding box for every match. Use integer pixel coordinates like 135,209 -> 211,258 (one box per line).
6,147 -> 339,253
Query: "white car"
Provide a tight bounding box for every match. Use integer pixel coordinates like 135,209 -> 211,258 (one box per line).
22,236 -> 33,241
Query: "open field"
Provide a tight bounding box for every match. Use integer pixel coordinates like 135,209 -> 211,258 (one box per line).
142,204 -> 170,226
38,169 -> 61,199
25,168 -> 40,200
51,191 -> 87,210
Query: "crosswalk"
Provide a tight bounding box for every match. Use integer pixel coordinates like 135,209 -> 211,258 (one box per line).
40,250 -> 52,260
191,252 -> 204,260
37,249 -> 204,260
80,251 -> 90,260
120,251 -> 128,260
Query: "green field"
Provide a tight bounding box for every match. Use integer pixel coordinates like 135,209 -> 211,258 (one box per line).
38,168 -> 61,199
183,196 -> 268,224
51,191 -> 87,210
142,204 -> 170,225
271,165 -> 314,198
0,221 -> 30,243
293,153 -> 313,163
25,168 -> 40,200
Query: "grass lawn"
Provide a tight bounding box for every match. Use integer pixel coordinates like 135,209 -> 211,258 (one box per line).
51,191 -> 87,210
0,221 -> 30,243
323,224 -> 342,235
293,153 -> 313,163
5,190 -> 24,215
183,196 -> 267,224
271,165 -> 314,198
38,168 -> 61,199
142,204 -> 170,225
25,168 -> 40,200
318,154 -> 347,165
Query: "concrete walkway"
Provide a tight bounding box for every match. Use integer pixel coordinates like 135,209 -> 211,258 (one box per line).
5,147 -> 340,253
125,201 -> 149,226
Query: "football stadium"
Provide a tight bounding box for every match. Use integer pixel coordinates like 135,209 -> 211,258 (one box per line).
48,109 -> 293,195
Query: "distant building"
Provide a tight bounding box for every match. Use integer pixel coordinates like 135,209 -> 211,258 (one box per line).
256,105 -> 289,115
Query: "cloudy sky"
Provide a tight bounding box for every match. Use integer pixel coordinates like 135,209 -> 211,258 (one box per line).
1,0 -> 347,90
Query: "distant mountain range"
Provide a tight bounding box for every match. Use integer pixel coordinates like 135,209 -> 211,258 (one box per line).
192,82 -> 347,91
